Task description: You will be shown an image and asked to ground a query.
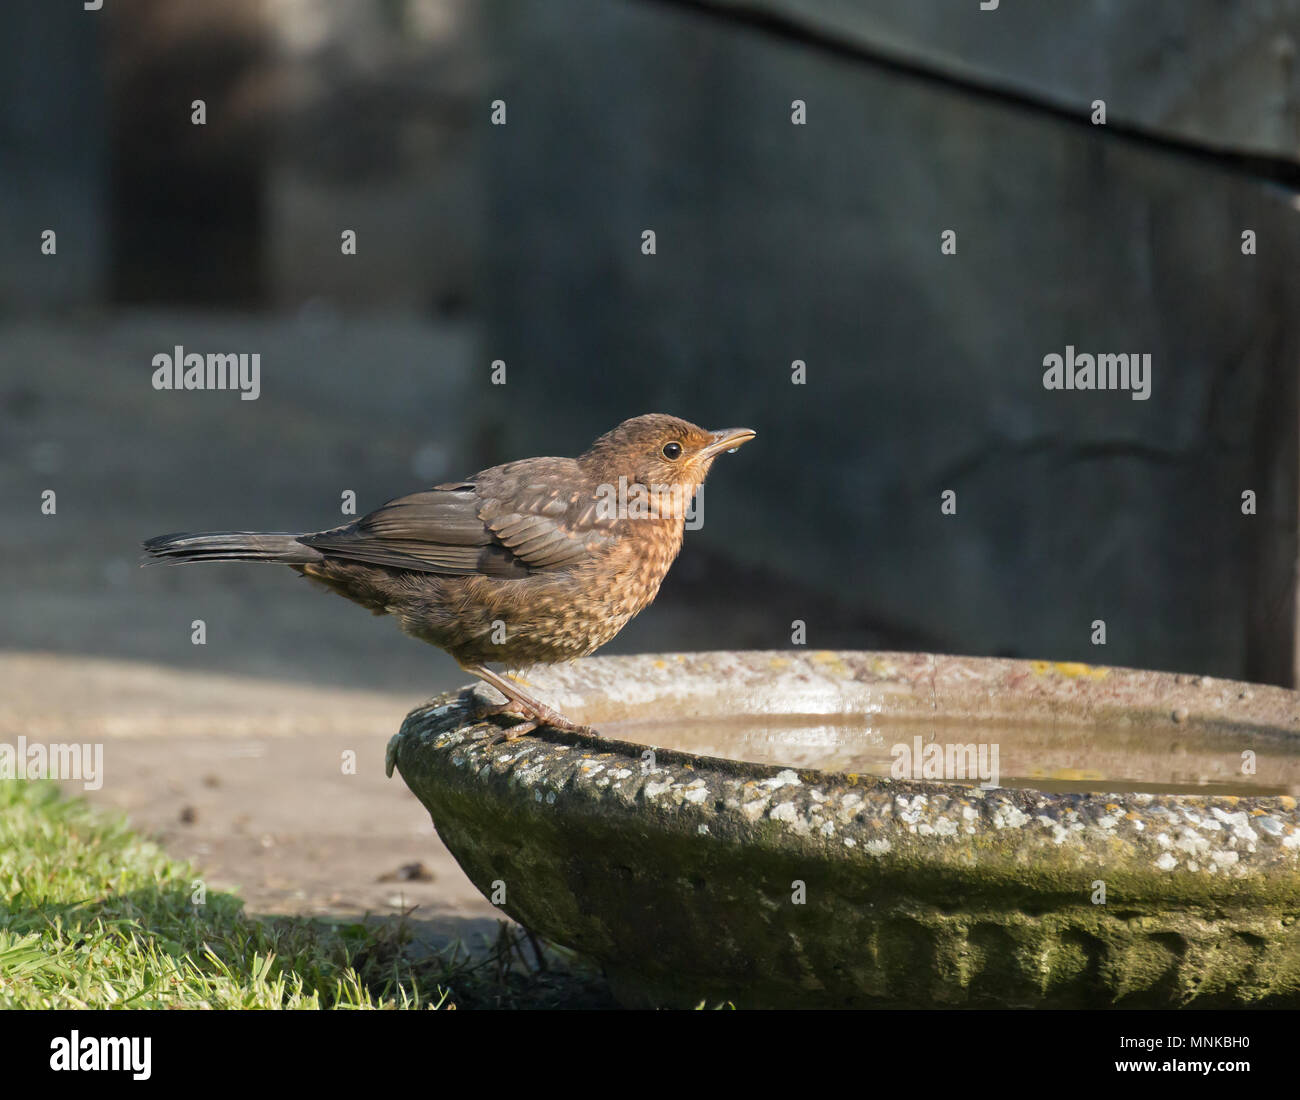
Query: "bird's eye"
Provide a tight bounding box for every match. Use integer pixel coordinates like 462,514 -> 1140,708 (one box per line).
661,441 -> 683,460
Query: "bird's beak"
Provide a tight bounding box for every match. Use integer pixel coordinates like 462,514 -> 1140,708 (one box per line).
701,427 -> 757,459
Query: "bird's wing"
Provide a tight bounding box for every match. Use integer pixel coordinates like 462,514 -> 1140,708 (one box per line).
299,470 -> 617,577
478,480 -> 617,571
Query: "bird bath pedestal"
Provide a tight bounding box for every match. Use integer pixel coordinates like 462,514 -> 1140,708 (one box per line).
386,651 -> 1300,1008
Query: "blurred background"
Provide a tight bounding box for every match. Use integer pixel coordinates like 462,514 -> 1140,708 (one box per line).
5,0 -> 1300,686
4,0 -> 1300,689
2,1 -> 1299,916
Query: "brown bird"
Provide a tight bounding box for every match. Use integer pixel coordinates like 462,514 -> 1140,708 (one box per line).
143,414 -> 755,737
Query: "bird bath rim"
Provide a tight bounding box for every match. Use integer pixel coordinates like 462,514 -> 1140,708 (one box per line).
386,650 -> 1300,1007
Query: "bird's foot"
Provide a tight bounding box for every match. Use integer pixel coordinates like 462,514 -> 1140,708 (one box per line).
461,665 -> 595,740
463,685 -> 590,740
483,713 -> 593,745
516,698 -> 587,734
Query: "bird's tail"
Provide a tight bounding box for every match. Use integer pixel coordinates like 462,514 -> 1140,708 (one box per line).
141,531 -> 325,565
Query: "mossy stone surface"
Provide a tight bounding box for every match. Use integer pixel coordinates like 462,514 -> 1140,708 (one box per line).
387,651 -> 1300,1007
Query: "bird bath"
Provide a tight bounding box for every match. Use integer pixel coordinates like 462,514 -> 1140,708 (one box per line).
386,650 -> 1300,1007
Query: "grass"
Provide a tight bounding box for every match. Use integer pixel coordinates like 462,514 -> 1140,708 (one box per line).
0,779 -> 615,1009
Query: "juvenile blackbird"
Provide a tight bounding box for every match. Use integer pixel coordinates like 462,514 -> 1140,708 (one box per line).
143,413 -> 755,737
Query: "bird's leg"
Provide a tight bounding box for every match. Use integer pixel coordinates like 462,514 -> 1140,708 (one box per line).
462,665 -> 587,737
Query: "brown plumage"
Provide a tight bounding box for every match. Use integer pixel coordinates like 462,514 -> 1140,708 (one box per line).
143,414 -> 755,737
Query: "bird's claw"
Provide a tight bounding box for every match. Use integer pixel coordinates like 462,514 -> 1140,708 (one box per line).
463,690 -> 592,740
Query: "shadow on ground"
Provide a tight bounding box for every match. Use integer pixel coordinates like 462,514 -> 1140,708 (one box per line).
2,878 -> 619,1010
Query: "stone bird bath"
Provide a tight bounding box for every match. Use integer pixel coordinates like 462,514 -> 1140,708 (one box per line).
386,651 -> 1300,1008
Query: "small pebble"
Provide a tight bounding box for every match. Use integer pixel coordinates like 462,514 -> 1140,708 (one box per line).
377,861 -> 435,883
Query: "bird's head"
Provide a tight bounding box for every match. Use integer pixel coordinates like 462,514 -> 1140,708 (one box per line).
580,414 -> 755,520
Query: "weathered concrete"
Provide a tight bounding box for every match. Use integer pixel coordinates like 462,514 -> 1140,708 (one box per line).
389,651 -> 1300,1007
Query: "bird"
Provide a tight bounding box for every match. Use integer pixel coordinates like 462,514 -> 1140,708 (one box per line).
143,413 -> 755,738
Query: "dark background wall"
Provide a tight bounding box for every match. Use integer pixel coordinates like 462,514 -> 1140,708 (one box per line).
1,0 -> 1297,690
479,0 -> 1300,684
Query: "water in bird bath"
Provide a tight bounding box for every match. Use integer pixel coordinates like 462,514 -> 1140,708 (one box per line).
598,713 -> 1300,796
